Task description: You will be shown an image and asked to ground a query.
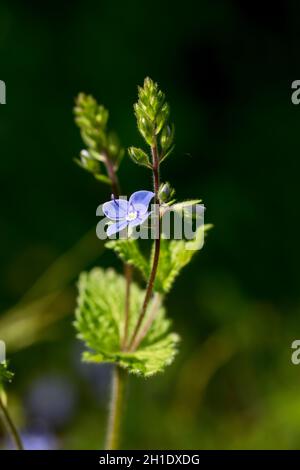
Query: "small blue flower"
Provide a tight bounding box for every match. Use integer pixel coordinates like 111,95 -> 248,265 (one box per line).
4,431 -> 58,450
103,190 -> 154,236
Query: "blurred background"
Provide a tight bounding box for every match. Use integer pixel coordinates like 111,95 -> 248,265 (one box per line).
1,0 -> 300,450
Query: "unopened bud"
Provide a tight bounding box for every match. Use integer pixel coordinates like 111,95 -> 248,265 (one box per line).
158,182 -> 175,203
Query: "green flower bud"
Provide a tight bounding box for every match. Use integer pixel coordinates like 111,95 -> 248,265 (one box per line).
158,182 -> 175,203
137,116 -> 155,146
95,106 -> 109,128
155,103 -> 170,135
80,149 -> 89,161
160,124 -> 175,152
74,93 -> 124,178
107,132 -> 121,159
88,149 -> 105,162
78,149 -> 101,174
133,77 -> 172,147
74,94 -> 110,151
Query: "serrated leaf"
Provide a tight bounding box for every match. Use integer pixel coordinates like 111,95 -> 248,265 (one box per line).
83,333 -> 179,377
74,268 -> 179,377
105,221 -> 212,295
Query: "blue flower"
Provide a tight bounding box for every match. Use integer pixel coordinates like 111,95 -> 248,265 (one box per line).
4,431 -> 58,450
25,374 -> 77,430
103,190 -> 154,236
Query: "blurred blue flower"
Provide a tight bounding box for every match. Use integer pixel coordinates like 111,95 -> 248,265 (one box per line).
25,374 -> 77,430
73,342 -> 112,405
103,190 -> 154,236
22,432 -> 58,450
4,431 -> 58,450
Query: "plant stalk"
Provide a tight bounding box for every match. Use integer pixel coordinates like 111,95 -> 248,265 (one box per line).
103,151 -> 132,351
105,366 -> 127,450
103,151 -> 130,450
128,141 -> 161,351
103,151 -> 120,198
0,395 -> 24,450
130,292 -> 161,350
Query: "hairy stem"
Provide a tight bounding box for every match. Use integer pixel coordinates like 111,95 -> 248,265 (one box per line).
128,141 -> 161,351
130,292 -> 161,350
105,366 -> 127,450
103,152 -> 132,351
103,152 -> 120,198
103,151 -> 131,449
0,395 -> 24,450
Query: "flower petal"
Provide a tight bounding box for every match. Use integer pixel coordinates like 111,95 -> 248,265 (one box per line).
129,190 -> 155,215
128,211 -> 151,228
102,198 -> 129,220
107,219 -> 129,237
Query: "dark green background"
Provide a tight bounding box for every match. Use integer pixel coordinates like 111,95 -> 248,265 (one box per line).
1,0 -> 300,449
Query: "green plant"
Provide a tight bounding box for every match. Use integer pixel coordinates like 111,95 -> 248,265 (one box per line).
73,78 -> 210,449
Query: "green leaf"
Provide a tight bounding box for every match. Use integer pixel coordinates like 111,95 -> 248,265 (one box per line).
128,147 -> 151,168
0,362 -> 14,388
106,239 -> 149,280
94,174 -> 111,185
74,151 -> 102,176
170,199 -> 202,211
106,219 -> 212,295
159,145 -> 175,165
74,268 -> 179,377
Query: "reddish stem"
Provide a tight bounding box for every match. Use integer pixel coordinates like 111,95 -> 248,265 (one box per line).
127,142 -> 161,351
104,153 -> 120,198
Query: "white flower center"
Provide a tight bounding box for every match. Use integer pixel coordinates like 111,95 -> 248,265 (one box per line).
126,210 -> 137,221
